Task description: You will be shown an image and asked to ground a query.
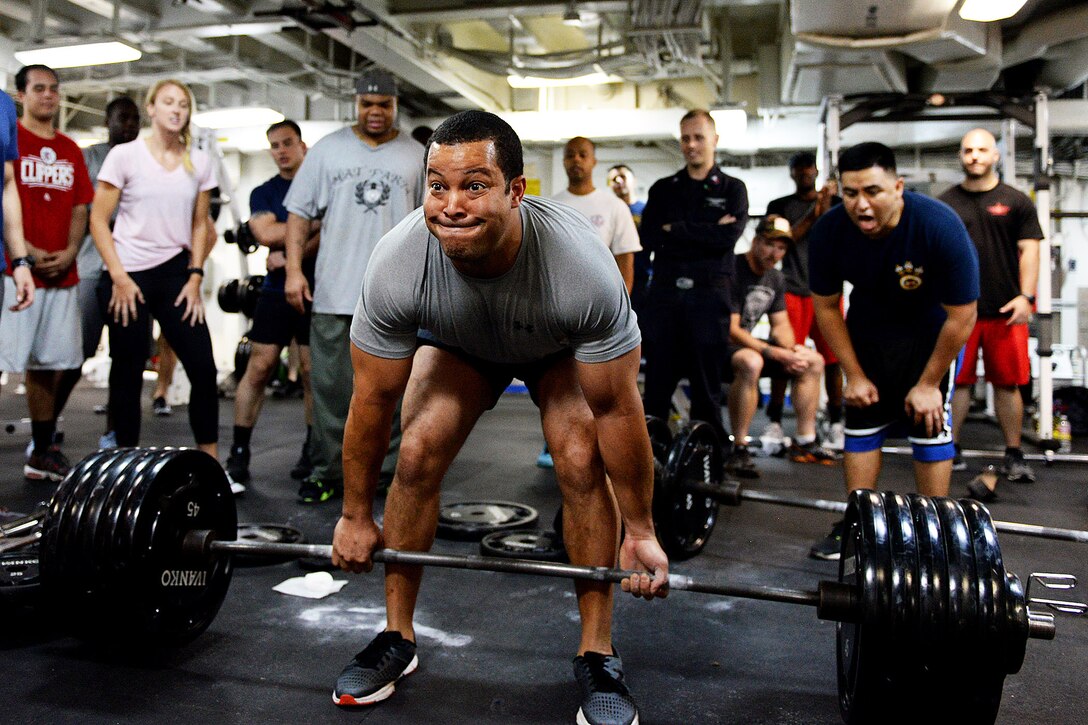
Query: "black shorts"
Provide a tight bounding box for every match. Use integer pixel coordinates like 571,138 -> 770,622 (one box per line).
417,333 -> 572,410
843,334 -> 955,458
248,287 -> 311,347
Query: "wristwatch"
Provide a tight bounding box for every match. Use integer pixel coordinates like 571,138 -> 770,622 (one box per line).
12,255 -> 35,269
1020,293 -> 1036,305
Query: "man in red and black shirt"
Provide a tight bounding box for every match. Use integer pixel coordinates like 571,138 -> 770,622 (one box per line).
0,65 -> 93,482
939,128 -> 1042,484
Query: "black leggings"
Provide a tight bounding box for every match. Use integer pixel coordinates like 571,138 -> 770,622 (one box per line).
97,252 -> 219,446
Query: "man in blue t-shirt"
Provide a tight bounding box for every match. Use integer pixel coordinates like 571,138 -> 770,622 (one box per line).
1,90 -> 34,317
807,142 -> 979,560
224,120 -> 319,488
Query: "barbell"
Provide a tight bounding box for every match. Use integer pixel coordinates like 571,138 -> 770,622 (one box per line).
647,417 -> 1088,560
1,446 -> 1068,724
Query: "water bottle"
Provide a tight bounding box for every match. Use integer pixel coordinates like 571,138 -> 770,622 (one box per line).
1056,414 -> 1073,453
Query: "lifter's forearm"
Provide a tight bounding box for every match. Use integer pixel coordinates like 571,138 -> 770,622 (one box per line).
341,399 -> 396,521
814,295 -> 864,379
918,303 -> 977,387
596,408 -> 656,539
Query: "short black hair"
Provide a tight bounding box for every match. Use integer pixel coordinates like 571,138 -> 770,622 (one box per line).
266,119 -> 302,139
838,142 -> 897,174
788,151 -> 817,170
105,96 -> 137,117
16,64 -> 58,92
428,110 -> 523,186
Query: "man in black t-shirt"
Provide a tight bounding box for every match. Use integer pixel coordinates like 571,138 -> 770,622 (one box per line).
765,152 -> 845,451
939,128 -> 1043,485
723,215 -> 829,478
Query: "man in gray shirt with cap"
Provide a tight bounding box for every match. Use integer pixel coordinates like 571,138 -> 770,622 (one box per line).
284,68 -> 424,504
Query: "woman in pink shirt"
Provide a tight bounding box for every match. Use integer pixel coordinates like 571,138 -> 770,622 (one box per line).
89,79 -> 220,462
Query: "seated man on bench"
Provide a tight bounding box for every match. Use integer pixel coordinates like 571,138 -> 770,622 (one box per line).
724,215 -> 836,478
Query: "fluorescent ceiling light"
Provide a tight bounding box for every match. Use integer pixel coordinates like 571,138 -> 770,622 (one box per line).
958,0 -> 1028,22
507,72 -> 623,88
15,41 -> 141,69
709,108 -> 748,141
192,107 -> 285,130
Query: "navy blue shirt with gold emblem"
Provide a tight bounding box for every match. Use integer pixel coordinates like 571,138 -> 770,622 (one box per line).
808,190 -> 979,342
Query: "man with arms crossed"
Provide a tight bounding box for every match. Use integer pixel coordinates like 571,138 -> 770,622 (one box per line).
806,142 -> 979,560
940,128 -> 1042,486
331,111 -> 667,725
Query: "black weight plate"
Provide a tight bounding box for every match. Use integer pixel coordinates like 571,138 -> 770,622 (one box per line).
837,490 -> 894,725
126,449 -> 237,646
0,544 -> 41,609
935,498 -> 978,642
908,494 -> 948,642
959,500 -> 1002,650
654,421 -> 721,560
436,501 -> 539,541
218,278 -> 242,313
1003,572 -> 1030,675
78,449 -> 157,585
882,493 -> 918,643
233,523 -> 306,567
98,449 -> 164,583
480,529 -> 567,562
645,414 -> 673,466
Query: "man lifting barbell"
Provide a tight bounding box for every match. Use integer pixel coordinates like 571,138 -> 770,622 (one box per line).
332,110 -> 667,724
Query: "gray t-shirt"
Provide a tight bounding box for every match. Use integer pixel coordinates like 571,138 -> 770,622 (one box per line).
350,196 -> 641,365
284,127 -> 425,315
76,142 -> 111,278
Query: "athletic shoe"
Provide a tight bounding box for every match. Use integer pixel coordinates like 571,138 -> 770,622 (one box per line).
573,650 -> 639,725
952,444 -> 967,472
290,443 -> 312,480
966,465 -> 1000,502
226,445 -> 251,483
152,396 -> 173,416
24,445 -> 71,482
760,421 -> 785,445
1002,450 -> 1036,484
225,470 -> 246,496
788,441 -> 839,465
298,476 -> 341,504
25,430 -> 64,459
98,430 -> 118,450
823,422 -> 845,452
810,520 -> 845,561
725,445 -> 759,479
537,444 -> 554,469
333,631 -> 418,707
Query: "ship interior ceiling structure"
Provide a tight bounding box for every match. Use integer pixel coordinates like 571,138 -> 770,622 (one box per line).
2,1 -> 1088,723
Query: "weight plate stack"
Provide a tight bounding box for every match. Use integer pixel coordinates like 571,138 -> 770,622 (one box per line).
436,501 -> 539,541
41,448 -> 237,647
654,420 -> 721,560
480,529 -> 567,562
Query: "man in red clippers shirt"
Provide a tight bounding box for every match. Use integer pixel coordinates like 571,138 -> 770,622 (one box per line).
0,64 -> 93,482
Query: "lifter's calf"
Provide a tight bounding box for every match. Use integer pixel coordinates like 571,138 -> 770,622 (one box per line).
552,430 -> 619,656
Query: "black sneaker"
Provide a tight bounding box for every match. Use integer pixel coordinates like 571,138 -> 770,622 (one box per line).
809,519 -> 844,561
725,445 -> 759,479
1002,450 -> 1036,483
24,445 -> 71,482
152,396 -> 173,416
290,443 -> 312,480
298,476 -> 341,504
333,631 -> 418,706
952,444 -> 967,472
573,651 -> 639,725
226,445 -> 250,483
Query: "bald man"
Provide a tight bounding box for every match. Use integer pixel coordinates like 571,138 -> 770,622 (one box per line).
939,129 -> 1042,485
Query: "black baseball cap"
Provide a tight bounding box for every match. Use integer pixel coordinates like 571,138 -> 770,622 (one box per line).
356,69 -> 398,96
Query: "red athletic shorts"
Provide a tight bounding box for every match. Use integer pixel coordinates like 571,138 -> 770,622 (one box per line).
784,292 -> 839,364
954,318 -> 1030,388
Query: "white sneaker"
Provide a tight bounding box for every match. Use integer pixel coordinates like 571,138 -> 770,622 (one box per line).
760,421 -> 785,444
824,422 -> 845,451
225,470 -> 246,496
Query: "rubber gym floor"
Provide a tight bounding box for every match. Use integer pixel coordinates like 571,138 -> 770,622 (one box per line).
1,377 -> 1086,724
